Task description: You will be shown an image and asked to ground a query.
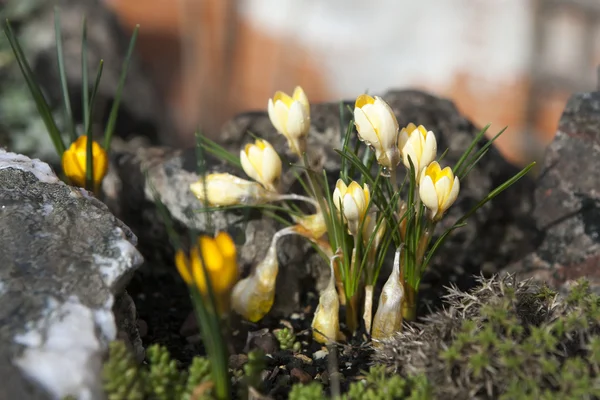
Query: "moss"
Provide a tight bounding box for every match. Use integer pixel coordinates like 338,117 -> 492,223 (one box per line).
275,327 -> 299,351
102,341 -> 213,400
374,274 -> 600,399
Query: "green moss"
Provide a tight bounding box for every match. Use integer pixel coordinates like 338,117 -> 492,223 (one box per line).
102,341 -> 213,400
275,327 -> 299,351
374,274 -> 600,399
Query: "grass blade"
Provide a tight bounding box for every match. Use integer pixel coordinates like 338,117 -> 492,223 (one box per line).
81,17 -> 89,133
452,124 -> 490,175
85,60 -> 104,190
198,134 -> 241,168
457,126 -> 507,179
103,25 -> 139,150
4,20 -> 66,155
54,8 -> 76,143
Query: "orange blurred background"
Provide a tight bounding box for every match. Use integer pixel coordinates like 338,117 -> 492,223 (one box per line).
106,0 -> 600,166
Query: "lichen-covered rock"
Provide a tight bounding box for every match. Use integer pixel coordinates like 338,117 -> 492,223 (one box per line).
0,150 -> 143,399
109,90 -> 535,318
502,91 -> 600,292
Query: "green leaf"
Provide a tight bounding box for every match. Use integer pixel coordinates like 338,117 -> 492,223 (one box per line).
457,126 -> 507,179
197,134 -> 241,168
54,7 -> 76,143
195,131 -> 212,232
103,25 -> 139,150
85,60 -> 104,190
81,17 -> 89,134
452,124 -> 490,175
4,19 -> 66,155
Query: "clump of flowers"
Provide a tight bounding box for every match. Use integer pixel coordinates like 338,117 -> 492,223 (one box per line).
4,10 -> 138,193
191,86 -> 534,345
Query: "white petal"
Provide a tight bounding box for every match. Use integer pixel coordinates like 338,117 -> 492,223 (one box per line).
353,107 -> 380,147
342,194 -> 360,221
421,132 -> 437,167
374,97 -> 398,149
286,101 -> 309,138
274,100 -> 291,136
402,142 -> 419,172
398,129 -> 409,155
293,86 -> 310,117
333,188 -> 343,211
240,149 -> 260,182
248,145 -> 264,172
261,145 -> 282,183
419,175 -> 439,214
434,176 -> 452,208
268,99 -> 285,134
441,176 -> 460,211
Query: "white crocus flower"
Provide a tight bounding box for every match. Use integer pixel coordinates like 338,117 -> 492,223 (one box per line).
240,139 -> 282,192
332,179 -> 370,236
267,86 -> 310,157
419,161 -> 460,221
190,173 -> 271,206
398,123 -> 437,181
353,94 -> 400,169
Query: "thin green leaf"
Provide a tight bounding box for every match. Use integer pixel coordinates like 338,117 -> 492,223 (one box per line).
103,25 -> 139,150
54,7 -> 76,143
452,123 -> 490,175
81,17 -> 89,134
437,147 -> 450,163
198,134 -> 241,168
4,20 -> 66,155
195,131 -> 213,232
84,60 -> 104,190
457,126 -> 507,179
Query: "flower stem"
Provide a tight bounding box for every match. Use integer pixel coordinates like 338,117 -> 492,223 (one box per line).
270,193 -> 319,208
401,282 -> 417,321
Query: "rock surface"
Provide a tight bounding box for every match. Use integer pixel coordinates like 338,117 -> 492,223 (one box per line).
0,150 -> 143,399
503,91 -> 600,291
110,89 -> 536,318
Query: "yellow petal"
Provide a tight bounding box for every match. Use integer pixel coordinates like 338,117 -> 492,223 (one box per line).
174,249 -> 193,285
355,94 -> 375,109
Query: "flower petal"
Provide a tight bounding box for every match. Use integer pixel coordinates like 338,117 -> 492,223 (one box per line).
268,99 -> 285,134
286,101 -> 309,138
419,175 -> 439,213
354,107 -> 380,148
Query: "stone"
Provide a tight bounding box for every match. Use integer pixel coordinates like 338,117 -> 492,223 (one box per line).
502,91 -> 600,291
0,150 -> 143,399
109,89 -> 535,319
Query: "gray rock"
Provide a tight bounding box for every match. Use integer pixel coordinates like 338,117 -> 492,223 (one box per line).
0,150 -> 143,399
109,89 -> 535,317
502,91 -> 600,291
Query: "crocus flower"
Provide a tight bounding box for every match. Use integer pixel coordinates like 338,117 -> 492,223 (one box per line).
332,179 -> 370,236
190,173 -> 272,206
61,135 -> 108,190
353,94 -> 400,169
397,123 -> 437,180
419,161 -> 460,221
268,86 -> 310,157
240,139 -> 282,192
371,247 -> 404,342
175,232 -> 238,315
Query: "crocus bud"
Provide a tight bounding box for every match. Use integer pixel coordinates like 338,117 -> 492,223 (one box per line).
267,86 -> 310,157
353,94 -> 400,169
240,139 -> 282,192
312,256 -> 342,344
190,173 -> 272,206
371,247 -> 404,342
174,232 -> 238,315
332,179 -> 370,236
61,135 -> 108,190
419,161 -> 460,221
397,123 -> 437,180
231,227 -> 295,322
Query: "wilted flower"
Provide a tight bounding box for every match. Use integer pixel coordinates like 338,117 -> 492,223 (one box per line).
231,227 -> 294,322
240,139 -> 282,192
312,256 -> 342,344
371,247 -> 404,342
353,94 -> 400,169
419,161 -> 460,221
190,173 -> 272,206
175,232 -> 238,315
398,123 -> 437,180
267,86 -> 310,156
294,211 -> 328,240
61,135 -> 108,190
332,179 -> 370,236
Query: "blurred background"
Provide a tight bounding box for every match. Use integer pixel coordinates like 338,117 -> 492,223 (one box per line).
3,0 -> 600,167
